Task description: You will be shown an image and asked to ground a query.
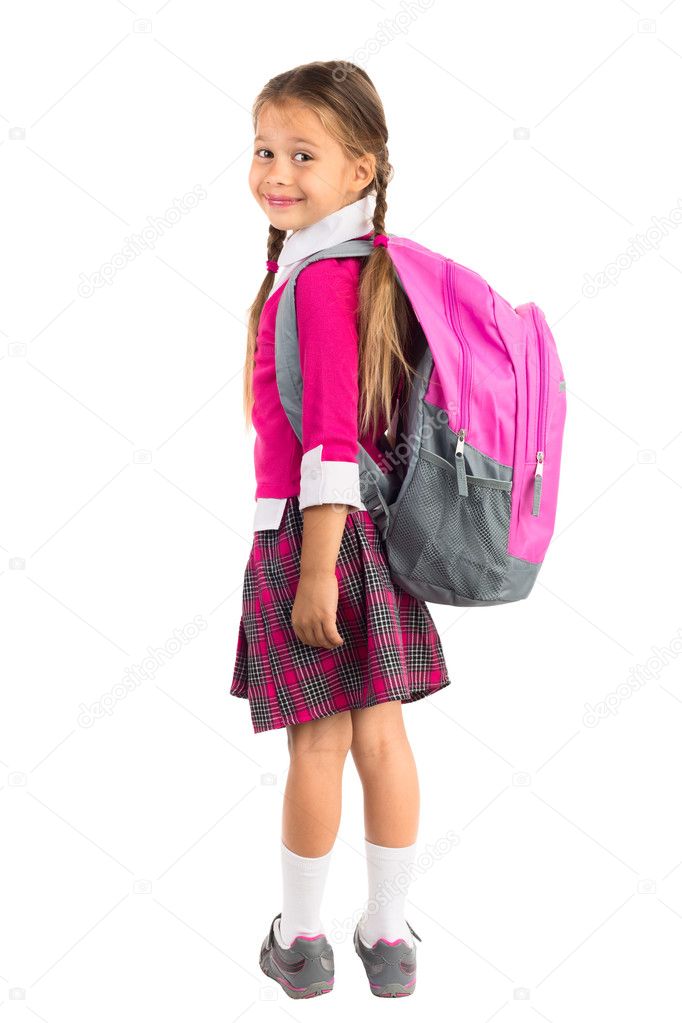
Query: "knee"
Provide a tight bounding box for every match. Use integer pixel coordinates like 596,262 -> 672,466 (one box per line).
349,703 -> 407,765
287,711 -> 353,761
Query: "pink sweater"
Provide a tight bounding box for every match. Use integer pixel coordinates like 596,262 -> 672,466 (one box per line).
252,248 -> 390,506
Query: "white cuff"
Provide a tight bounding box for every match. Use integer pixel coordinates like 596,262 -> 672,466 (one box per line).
253,497 -> 287,531
299,444 -> 366,512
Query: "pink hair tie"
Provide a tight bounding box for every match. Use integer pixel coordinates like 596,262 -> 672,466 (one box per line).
266,259 -> 279,273
372,233 -> 389,248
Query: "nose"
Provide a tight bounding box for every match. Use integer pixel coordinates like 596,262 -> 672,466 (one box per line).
265,151 -> 292,186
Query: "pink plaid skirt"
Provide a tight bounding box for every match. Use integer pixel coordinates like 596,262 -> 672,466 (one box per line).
230,496 -> 451,734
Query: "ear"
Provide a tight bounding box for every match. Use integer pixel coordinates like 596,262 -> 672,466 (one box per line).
351,152 -> 377,194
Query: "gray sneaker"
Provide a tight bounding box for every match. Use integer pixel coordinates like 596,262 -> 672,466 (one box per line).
259,912 -> 334,999
353,917 -> 422,997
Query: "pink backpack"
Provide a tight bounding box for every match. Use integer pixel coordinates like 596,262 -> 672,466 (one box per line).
275,233 -> 568,606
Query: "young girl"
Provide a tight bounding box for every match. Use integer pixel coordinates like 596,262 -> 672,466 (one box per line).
230,60 -> 451,998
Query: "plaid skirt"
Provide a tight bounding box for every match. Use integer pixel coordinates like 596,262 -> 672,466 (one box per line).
230,496 -> 452,734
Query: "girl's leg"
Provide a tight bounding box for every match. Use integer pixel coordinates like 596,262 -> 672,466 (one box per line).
350,701 -> 420,945
277,711 -> 353,946
350,700 -> 419,845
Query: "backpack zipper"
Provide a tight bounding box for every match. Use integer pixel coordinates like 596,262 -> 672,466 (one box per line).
444,260 -> 472,496
530,304 -> 549,516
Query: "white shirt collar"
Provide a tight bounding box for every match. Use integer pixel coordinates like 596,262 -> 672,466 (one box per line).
273,192 -> 376,288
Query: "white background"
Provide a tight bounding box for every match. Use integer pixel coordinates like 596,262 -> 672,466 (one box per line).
2,0 -> 682,1018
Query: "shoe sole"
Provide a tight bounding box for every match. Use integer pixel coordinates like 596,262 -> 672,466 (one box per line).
368,976 -> 416,997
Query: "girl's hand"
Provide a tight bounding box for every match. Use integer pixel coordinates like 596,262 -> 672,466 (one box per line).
291,568 -> 345,649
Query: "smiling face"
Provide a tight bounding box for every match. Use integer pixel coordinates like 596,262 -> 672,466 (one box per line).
249,101 -> 376,233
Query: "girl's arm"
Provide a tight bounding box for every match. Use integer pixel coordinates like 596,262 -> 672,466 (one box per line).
290,259 -> 364,649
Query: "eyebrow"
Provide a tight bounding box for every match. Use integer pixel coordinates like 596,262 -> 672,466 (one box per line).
254,136 -> 319,147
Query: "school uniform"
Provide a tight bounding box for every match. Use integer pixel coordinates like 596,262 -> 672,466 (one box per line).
230,195 -> 451,733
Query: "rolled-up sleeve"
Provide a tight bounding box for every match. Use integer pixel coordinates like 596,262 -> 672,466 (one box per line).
295,259 -> 365,512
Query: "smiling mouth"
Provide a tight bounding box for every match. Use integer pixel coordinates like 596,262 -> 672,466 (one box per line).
264,195 -> 304,206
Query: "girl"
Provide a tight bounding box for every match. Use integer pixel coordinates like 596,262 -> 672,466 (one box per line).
230,60 -> 451,998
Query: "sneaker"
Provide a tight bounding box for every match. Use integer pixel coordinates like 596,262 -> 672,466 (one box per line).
353,916 -> 422,997
259,912 -> 334,999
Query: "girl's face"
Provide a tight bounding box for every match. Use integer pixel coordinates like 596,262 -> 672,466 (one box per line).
249,102 -> 375,234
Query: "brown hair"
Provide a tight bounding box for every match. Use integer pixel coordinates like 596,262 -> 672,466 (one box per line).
243,60 -> 418,442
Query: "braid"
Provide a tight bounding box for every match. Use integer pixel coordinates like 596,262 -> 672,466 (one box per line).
243,223 -> 287,428
372,160 -> 389,235
359,152 -> 414,440
266,223 -> 287,283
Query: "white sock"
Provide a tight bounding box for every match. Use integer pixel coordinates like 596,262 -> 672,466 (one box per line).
277,840 -> 334,948
358,838 -> 418,949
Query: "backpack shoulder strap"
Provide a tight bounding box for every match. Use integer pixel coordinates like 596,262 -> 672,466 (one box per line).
274,237 -> 373,445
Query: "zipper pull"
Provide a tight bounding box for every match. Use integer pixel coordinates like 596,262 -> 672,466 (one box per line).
455,428 -> 469,496
532,451 -> 544,516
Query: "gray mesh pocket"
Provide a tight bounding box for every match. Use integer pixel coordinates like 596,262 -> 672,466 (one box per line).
387,455 -> 512,602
